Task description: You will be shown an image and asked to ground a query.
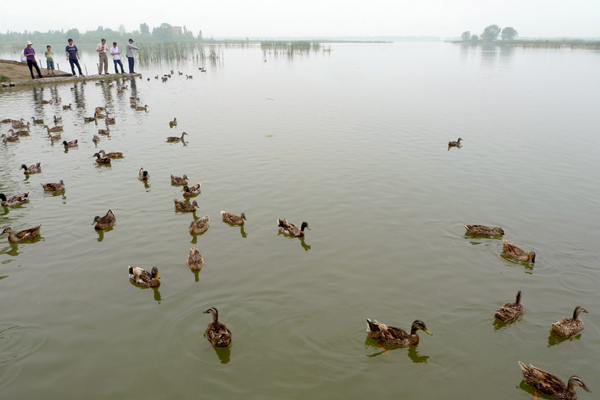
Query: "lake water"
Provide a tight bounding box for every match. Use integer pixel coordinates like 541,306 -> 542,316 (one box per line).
1,42 -> 599,399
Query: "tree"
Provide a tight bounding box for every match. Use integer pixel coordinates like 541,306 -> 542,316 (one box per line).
119,24 -> 126,34
198,30 -> 203,40
461,31 -> 471,41
152,23 -> 173,40
481,25 -> 501,41
471,34 -> 479,42
501,27 -> 518,40
66,28 -> 80,40
140,23 -> 150,35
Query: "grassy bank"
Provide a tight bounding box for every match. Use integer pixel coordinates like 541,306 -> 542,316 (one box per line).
447,39 -> 600,49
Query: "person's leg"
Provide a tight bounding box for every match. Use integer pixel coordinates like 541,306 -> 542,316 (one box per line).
113,60 -> 118,74
119,60 -> 125,74
128,57 -> 134,73
27,60 -> 35,79
33,61 -> 42,77
98,56 -> 102,74
104,54 -> 109,73
75,60 -> 83,75
69,59 -> 76,75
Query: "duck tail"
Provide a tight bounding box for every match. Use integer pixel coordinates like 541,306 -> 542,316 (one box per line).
220,210 -> 225,215
518,361 -> 528,373
365,318 -> 379,332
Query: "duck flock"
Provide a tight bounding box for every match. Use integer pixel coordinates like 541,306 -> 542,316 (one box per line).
0,73 -> 593,399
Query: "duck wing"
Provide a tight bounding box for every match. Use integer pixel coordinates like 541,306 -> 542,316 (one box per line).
17,225 -> 42,240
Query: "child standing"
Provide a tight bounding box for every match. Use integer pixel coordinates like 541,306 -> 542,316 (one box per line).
45,45 -> 55,75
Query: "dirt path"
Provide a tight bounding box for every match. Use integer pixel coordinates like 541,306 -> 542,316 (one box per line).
0,59 -> 71,82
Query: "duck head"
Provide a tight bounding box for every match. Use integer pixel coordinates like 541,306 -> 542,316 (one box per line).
301,222 -> 310,231
203,307 -> 219,321
573,306 -> 588,319
411,320 -> 432,336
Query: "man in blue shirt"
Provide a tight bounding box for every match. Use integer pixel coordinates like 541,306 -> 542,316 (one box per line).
65,38 -> 84,76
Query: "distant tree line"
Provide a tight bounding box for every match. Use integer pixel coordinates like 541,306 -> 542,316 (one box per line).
460,25 -> 518,42
0,23 -> 207,45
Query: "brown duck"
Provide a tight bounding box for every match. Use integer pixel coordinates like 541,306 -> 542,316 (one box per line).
551,306 -> 588,338
495,290 -> 524,323
518,362 -> 591,400
203,307 -> 232,347
189,215 -> 210,234
464,224 -> 504,236
366,318 -> 432,347
187,247 -> 204,271
1,225 -> 42,243
503,240 -> 535,263
221,211 -> 246,225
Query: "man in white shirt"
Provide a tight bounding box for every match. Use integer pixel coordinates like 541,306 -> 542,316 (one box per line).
110,42 -> 125,74
96,38 -> 109,74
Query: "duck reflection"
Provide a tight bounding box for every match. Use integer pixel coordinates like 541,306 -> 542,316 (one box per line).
3,243 -> 20,257
493,318 -> 512,331
212,345 -> 231,364
300,237 -> 311,251
364,338 -> 429,363
500,255 -> 534,272
407,345 -> 429,363
153,287 -> 162,303
192,270 -> 200,282
240,225 -> 247,238
547,333 -> 581,348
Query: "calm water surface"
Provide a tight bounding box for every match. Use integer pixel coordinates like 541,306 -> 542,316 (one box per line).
1,43 -> 599,399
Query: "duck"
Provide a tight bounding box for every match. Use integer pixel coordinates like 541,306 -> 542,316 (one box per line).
76,103 -> 85,108
40,100 -> 53,105
11,119 -> 28,129
105,117 -> 115,125
94,110 -> 108,119
186,75 -> 193,79
503,240 -> 536,263
448,138 -> 463,147
0,118 -> 12,123
20,163 -> 42,174
44,125 -> 63,133
171,174 -> 188,185
138,168 -> 149,181
62,140 -> 78,148
365,318 -> 432,347
166,132 -> 187,142
464,224 -> 504,236
128,266 -> 160,288
62,103 -> 72,110
518,362 -> 591,400
84,115 -> 97,123
53,115 -> 62,123
31,117 -> 44,124
551,306 -> 588,338
0,192 -> 30,207
277,218 -> 309,237
7,128 -> 29,136
186,247 -> 204,271
169,118 -> 177,128
41,180 -> 65,191
48,132 -> 62,141
495,290 -> 524,323
221,211 -> 246,225
92,210 -> 116,230
1,134 -> 19,143
99,150 -> 123,158
203,307 -> 232,347
183,183 -> 201,197
98,127 -> 110,135
174,199 -> 199,212
136,105 -> 148,111
189,215 -> 210,234
1,225 -> 42,243
93,153 -> 111,165
92,135 -> 100,144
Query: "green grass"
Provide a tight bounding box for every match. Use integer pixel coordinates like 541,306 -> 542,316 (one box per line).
0,75 -> 10,82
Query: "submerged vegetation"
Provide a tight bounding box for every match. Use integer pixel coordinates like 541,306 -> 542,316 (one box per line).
137,43 -> 224,65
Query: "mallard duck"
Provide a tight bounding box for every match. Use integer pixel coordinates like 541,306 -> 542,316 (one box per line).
448,138 -> 463,147
1,134 -> 19,143
98,127 -> 110,135
0,192 -> 30,207
99,150 -> 123,158
84,115 -> 97,123
0,118 -> 12,124
139,168 -> 149,180
171,174 -> 188,185
41,180 -> 65,191
203,308 -> 232,347
48,132 -> 62,141
76,103 -> 85,108
40,100 -> 53,105
518,362 -> 591,400
128,266 -> 160,288
11,119 -> 28,129
495,290 -> 524,323
130,96 -> 139,102
187,247 -> 204,271
174,199 -> 198,212
186,75 -> 193,79
54,115 -> 62,123
44,125 -> 63,133
169,118 -> 177,128
93,210 -> 116,230
365,319 -> 432,347
503,240 -> 536,263
464,224 -> 504,236
95,106 -> 106,111
62,140 -> 78,148
277,218 -> 309,237
92,135 -> 100,143
166,132 -> 187,142
221,211 -> 246,225
105,117 -> 115,125
1,225 -> 42,243
551,306 -> 588,338
62,103 -> 72,110
93,153 -> 111,165
183,183 -> 201,197
20,163 -> 41,174
8,128 -> 29,136
136,105 -> 148,111
31,117 -> 44,124
189,215 -> 210,234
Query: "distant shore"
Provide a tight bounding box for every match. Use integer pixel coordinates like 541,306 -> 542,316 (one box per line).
446,39 -> 600,49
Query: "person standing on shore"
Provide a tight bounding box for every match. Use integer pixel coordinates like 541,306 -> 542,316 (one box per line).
110,42 -> 125,74
96,38 -> 109,74
65,38 -> 84,76
126,38 -> 141,74
24,41 -> 43,79
44,45 -> 55,75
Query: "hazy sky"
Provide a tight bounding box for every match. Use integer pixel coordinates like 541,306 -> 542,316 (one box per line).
2,0 -> 599,38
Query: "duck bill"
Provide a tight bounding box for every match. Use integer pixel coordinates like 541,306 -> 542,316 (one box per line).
582,383 -> 591,393
423,329 -> 433,336
155,273 -> 161,279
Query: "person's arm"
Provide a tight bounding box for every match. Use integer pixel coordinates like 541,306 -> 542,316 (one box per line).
66,47 -> 69,60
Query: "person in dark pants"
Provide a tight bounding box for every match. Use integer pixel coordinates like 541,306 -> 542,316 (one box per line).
110,42 -> 125,74
65,38 -> 84,76
24,41 -> 43,79
126,38 -> 141,73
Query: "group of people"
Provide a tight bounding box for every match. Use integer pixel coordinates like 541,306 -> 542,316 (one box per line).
22,38 -> 141,79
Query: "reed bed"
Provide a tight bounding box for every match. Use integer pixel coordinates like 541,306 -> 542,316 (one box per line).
137,43 -> 225,66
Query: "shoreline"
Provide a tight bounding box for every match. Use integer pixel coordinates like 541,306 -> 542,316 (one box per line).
445,39 -> 600,49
